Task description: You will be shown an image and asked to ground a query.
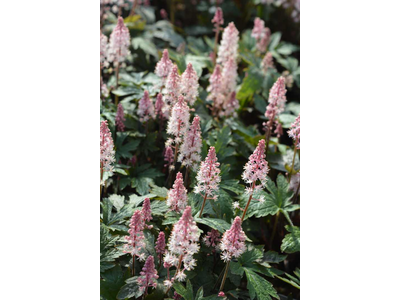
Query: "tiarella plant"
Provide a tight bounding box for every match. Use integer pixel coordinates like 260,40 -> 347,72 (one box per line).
100,1 -> 300,299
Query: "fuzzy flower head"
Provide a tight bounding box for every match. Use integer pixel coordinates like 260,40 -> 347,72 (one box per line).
180,63 -> 199,105
138,90 -> 156,122
217,22 -> 239,65
155,49 -> 173,83
124,210 -> 146,261
165,206 -> 200,276
194,146 -> 221,199
251,18 -> 271,52
101,80 -> 109,98
100,121 -> 115,178
100,31 -> 108,65
166,95 -> 190,145
221,57 -> 238,96
203,229 -> 221,249
137,255 -> 159,292
142,198 -> 152,223
115,103 -> 126,132
165,65 -> 181,106
178,116 -> 202,170
155,231 -> 166,256
288,114 -> 300,149
242,139 -> 269,190
265,77 -> 287,120
261,52 -> 274,73
107,16 -> 130,64
167,172 -> 188,213
220,216 -> 246,262
207,64 -> 225,111
212,7 -> 224,28
155,93 -> 169,120
164,146 -> 174,169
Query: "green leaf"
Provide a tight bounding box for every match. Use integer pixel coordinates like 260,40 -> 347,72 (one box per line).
195,217 -> 231,233
281,225 -> 300,253
101,198 -> 113,225
243,174 -> 295,220
108,194 -> 125,212
117,277 -> 144,299
263,251 -> 287,264
129,193 -> 157,207
173,280 -> 193,300
237,67 -> 263,105
244,268 -> 279,300
100,265 -> 127,300
132,37 -> 158,58
150,200 -> 169,216
268,32 -> 282,50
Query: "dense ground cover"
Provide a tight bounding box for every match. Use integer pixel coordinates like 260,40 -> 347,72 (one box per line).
100,1 -> 300,299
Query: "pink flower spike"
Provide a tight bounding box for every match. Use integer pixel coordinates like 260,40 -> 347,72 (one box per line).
164,146 -> 174,169
220,216 -> 247,262
180,63 -> 199,105
155,93 -> 169,120
167,172 -> 188,213
107,16 -> 130,64
138,90 -> 156,122
160,9 -> 168,20
155,49 -> 173,83
207,64 -> 225,112
217,22 -> 239,65
212,7 -> 224,28
288,114 -> 300,149
155,231 -> 166,257
100,121 -> 115,182
166,95 -> 190,145
124,210 -> 146,261
165,65 -> 181,106
164,206 -> 200,284
178,116 -> 202,170
203,229 -> 221,249
137,255 -> 159,294
194,146 -> 221,200
222,92 -> 239,117
261,52 -> 274,73
265,76 -> 287,121
242,139 -> 269,190
142,197 -> 152,223
115,103 -> 126,132
251,18 -> 271,52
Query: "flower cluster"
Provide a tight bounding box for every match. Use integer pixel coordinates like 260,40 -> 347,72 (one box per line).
264,77 -> 287,135
124,210 -> 146,261
137,255 -> 158,293
194,147 -> 221,200
220,216 -> 246,262
142,198 -> 153,229
242,139 -> 269,192
138,91 -> 156,122
261,52 -> 274,73
164,146 -> 174,169
167,172 -> 188,213
178,116 -> 202,169
155,231 -> 166,260
209,22 -> 240,117
165,65 -> 181,106
212,7 -> 224,28
155,93 -> 169,120
288,114 -> 300,149
203,229 -> 221,250
180,63 -> 199,106
251,17 -> 271,52
115,103 -> 125,132
166,95 -> 190,145
217,22 -> 239,65
100,121 -> 115,179
107,16 -> 130,64
164,206 -> 200,283
155,49 -> 173,84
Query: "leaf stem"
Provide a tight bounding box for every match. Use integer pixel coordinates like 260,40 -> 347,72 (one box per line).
219,261 -> 230,292
241,182 -> 256,221
288,138 -> 299,183
199,192 -> 208,218
269,211 -> 280,248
